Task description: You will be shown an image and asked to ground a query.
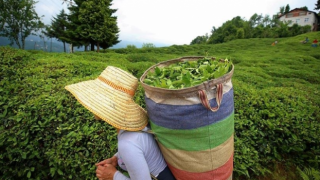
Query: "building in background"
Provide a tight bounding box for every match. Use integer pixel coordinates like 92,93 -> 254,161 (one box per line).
279,8 -> 319,31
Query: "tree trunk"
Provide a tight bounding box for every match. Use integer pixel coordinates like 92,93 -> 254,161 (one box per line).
97,42 -> 100,52
22,39 -> 25,50
91,43 -> 95,51
50,38 -> 52,52
14,36 -> 21,49
85,45 -> 88,51
63,42 -> 66,52
43,40 -> 46,51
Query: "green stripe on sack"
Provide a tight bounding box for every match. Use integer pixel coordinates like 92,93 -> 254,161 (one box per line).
150,112 -> 234,151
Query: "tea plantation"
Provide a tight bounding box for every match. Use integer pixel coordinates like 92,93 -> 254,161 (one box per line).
1,32 -> 320,180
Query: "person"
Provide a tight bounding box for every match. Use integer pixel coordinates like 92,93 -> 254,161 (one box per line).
301,37 -> 309,44
312,39 -> 318,47
65,66 -> 175,180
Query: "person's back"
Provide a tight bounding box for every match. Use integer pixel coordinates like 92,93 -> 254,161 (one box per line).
116,128 -> 167,179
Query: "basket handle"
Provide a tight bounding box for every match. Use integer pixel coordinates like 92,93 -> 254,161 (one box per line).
198,84 -> 223,112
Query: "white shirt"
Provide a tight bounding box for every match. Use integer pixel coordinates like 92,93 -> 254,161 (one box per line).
113,127 -> 167,180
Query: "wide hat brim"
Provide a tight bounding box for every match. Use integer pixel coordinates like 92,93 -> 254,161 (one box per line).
65,72 -> 148,131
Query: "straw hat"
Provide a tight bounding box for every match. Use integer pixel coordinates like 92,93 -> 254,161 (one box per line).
65,66 -> 148,131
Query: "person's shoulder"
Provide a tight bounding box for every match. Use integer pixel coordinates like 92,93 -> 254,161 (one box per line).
118,130 -> 143,141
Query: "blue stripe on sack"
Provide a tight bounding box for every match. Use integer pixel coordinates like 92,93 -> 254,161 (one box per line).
145,88 -> 234,130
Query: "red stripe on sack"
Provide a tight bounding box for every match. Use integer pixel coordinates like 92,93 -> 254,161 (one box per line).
168,153 -> 233,180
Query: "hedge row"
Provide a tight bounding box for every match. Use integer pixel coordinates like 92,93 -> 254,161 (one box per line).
1,46 -> 320,179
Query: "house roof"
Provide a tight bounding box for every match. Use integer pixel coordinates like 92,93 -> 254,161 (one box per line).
278,8 -> 318,18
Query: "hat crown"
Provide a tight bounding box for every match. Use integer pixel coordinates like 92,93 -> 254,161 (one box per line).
99,66 -> 138,97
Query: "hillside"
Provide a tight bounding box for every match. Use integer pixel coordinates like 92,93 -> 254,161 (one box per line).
0,36 -> 170,51
1,32 -> 320,180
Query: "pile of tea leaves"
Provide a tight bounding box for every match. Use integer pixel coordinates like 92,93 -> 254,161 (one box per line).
143,57 -> 232,89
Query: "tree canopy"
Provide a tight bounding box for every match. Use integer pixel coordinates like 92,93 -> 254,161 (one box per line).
56,0 -> 120,52
315,0 -> 320,10
45,9 -> 69,52
0,0 -> 44,49
77,0 -> 119,52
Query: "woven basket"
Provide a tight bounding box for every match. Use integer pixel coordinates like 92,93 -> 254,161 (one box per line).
140,57 -> 234,180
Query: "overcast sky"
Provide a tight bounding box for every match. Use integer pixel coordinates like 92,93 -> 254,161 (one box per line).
36,0 -> 317,46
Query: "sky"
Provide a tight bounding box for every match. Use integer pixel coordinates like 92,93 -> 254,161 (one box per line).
36,0 -> 317,46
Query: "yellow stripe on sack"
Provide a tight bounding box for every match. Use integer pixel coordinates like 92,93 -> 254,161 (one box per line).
158,135 -> 234,173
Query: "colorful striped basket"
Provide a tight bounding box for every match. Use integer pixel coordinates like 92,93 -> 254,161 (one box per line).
140,57 -> 234,180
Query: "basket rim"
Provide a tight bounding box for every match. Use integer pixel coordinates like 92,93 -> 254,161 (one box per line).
139,56 -> 234,94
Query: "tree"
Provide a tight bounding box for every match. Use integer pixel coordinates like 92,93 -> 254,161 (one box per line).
0,0 -> 44,49
64,0 -> 89,52
0,1 -> 6,30
279,6 -> 285,15
285,4 -> 290,13
45,9 -> 69,52
299,6 -> 308,11
142,43 -> 156,48
249,13 -> 263,27
207,16 -> 246,44
262,15 -> 271,27
76,0 -> 120,52
190,34 -> 208,45
315,0 -> 320,10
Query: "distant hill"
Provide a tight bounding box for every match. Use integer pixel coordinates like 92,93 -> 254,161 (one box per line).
0,36 -> 69,52
0,35 -> 170,51
110,40 -> 170,49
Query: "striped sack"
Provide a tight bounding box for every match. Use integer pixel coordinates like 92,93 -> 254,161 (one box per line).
140,57 -> 234,180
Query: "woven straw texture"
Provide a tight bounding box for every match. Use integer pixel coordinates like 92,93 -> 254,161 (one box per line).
65,66 -> 148,131
140,57 -> 234,180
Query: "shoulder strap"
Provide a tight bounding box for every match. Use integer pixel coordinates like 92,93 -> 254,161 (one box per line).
140,126 -> 155,135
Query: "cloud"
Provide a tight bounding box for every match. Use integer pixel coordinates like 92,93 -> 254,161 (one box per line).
35,0 -> 317,45
35,0 -> 68,24
112,0 -> 316,45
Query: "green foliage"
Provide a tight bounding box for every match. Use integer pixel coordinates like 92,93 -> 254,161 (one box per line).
0,0 -> 44,49
126,53 -> 159,63
190,34 -> 209,45
63,0 -> 119,51
236,28 -> 245,39
143,57 -> 232,89
126,44 -> 137,49
204,11 -> 313,45
0,47 -> 121,179
142,43 -> 156,48
314,0 -> 319,10
1,32 -> 320,179
77,0 -> 120,51
45,9 -> 69,52
297,166 -> 320,180
285,4 -> 290,14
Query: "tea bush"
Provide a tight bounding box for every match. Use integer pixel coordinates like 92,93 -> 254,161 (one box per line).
0,47 -> 127,179
1,32 -> 320,179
